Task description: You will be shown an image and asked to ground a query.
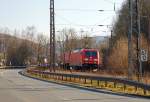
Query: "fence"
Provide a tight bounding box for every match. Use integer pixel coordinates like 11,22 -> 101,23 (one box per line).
0,66 -> 27,69
26,69 -> 150,96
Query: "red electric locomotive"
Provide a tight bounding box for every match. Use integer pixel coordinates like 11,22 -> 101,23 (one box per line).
60,48 -> 101,69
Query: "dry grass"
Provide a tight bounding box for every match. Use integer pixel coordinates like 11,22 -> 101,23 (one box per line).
106,37 -> 128,70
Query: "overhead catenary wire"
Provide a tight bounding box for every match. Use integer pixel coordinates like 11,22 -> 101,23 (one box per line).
56,9 -> 115,12
54,0 -> 125,37
55,13 -> 113,36
102,0 -> 125,4
55,14 -> 113,27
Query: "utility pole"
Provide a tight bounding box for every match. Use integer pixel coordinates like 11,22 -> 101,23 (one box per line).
133,0 -> 140,81
135,0 -> 139,79
128,0 -> 133,80
137,0 -> 142,81
50,0 -> 55,72
134,0 -> 142,81
109,30 -> 113,49
129,0 -> 142,81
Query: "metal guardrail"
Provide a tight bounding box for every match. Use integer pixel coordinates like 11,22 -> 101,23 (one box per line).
0,65 -> 39,69
26,69 -> 150,96
0,66 -> 26,69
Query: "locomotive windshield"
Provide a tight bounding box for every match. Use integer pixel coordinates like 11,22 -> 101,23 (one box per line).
85,51 -> 97,57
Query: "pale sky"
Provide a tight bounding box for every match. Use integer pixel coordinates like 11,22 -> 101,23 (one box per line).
0,0 -> 126,37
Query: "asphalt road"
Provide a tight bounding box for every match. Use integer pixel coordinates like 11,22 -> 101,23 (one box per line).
0,69 -> 150,102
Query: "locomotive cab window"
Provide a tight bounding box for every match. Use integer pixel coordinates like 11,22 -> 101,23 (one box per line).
85,51 -> 97,57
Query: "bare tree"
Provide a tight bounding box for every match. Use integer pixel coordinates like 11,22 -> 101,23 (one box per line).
36,33 -> 48,65
6,29 -> 32,66
81,33 -> 94,48
21,26 -> 37,64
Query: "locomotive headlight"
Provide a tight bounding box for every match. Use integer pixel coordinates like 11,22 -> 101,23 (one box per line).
84,58 -> 88,61
94,59 -> 98,61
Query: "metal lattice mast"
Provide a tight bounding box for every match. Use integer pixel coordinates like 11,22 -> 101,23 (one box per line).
50,0 -> 55,72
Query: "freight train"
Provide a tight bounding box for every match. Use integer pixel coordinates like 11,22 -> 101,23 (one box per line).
59,48 -> 102,70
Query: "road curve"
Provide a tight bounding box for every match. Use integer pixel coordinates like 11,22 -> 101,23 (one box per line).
0,69 -> 149,102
